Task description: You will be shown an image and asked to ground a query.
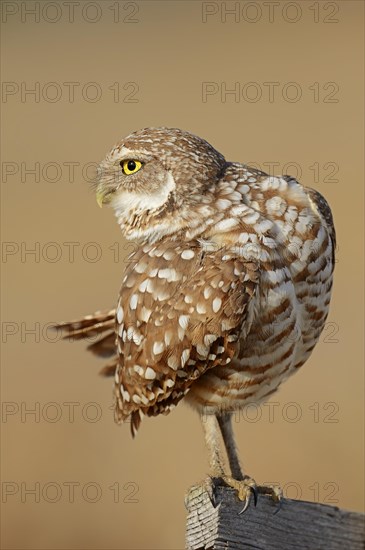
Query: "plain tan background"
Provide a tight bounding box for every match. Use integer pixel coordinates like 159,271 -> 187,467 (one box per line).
1,1 -> 364,548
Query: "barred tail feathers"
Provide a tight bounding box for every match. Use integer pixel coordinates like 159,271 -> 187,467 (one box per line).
54,309 -> 117,375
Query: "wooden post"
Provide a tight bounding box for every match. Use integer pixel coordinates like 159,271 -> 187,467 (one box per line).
185,479 -> 365,550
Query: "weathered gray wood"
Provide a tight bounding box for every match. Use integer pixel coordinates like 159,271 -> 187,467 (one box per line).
185,479 -> 365,550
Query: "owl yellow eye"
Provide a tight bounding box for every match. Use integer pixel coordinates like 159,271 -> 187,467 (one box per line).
121,159 -> 142,175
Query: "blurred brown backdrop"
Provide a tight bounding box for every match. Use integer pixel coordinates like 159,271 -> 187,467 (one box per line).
1,1 -> 364,549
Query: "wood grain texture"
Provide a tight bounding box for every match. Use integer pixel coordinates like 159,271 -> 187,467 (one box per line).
185,480 -> 365,550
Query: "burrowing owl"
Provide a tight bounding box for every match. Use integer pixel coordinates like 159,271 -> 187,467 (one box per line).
57,127 -> 335,506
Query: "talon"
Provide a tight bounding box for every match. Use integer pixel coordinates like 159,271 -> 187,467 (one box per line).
252,485 -> 258,507
273,499 -> 282,515
257,483 -> 283,514
221,475 -> 257,514
238,497 -> 250,515
242,475 -> 258,507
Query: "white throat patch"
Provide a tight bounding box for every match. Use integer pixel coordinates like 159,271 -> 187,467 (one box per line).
111,171 -> 176,216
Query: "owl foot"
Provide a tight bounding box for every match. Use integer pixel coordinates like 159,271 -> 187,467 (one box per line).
222,475 -> 258,514
222,477 -> 282,514
187,477 -> 282,515
184,477 -> 218,510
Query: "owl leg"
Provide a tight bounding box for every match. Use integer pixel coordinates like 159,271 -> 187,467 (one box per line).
218,411 -> 282,513
201,412 -> 279,512
201,412 -> 256,512
201,413 -> 226,477
194,412 -> 226,507
216,411 -> 257,512
217,412 -> 244,480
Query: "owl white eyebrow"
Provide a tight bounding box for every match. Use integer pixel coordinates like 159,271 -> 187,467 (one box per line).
118,146 -> 153,161
119,146 -> 135,157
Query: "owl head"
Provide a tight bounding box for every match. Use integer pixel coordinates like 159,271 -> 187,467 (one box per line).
96,127 -> 226,240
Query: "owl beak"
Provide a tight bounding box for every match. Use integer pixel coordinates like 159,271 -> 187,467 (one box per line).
96,187 -> 113,208
96,190 -> 104,208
